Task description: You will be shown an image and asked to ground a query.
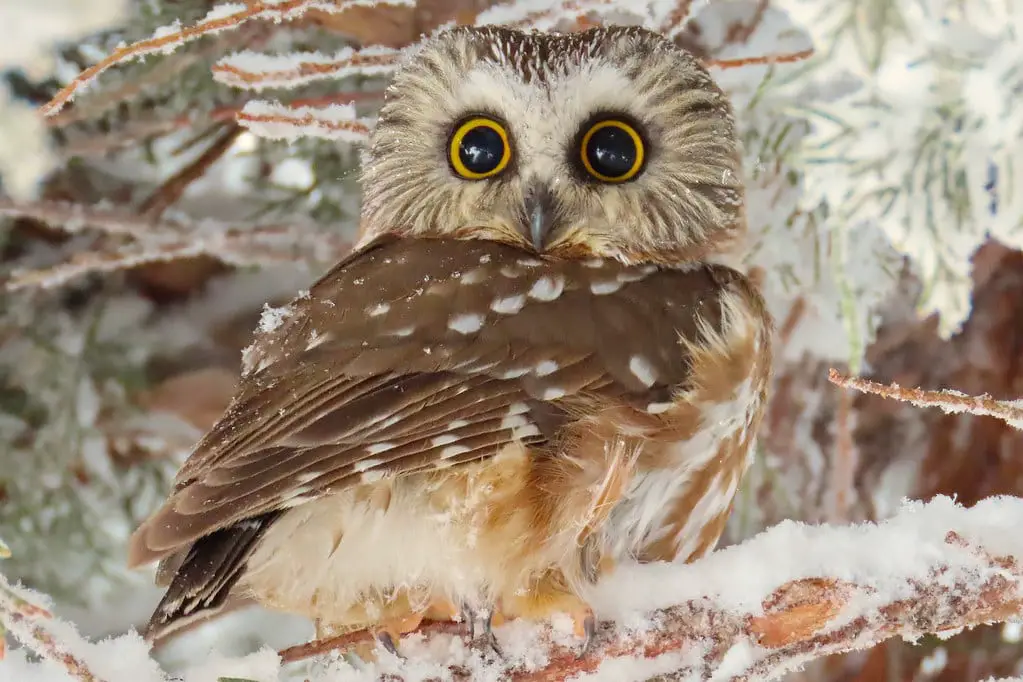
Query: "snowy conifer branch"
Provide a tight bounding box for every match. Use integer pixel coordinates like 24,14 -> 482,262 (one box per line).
3,496 -> 1023,680
237,101 -> 374,141
39,0 -> 412,116
0,199 -> 350,290
281,496 -> 1023,681
829,369 -> 1023,430
213,46 -> 400,91
44,25 -> 270,129
0,572 -> 100,681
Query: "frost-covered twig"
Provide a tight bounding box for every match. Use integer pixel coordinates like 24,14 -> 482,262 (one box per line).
829,369 -> 1023,430
237,101 -> 374,141
45,25 -> 270,129
39,0 -> 411,116
0,572 -> 101,681
706,47 -> 814,70
0,199 -> 350,290
212,46 -> 399,91
657,0 -> 695,38
0,198 -> 165,238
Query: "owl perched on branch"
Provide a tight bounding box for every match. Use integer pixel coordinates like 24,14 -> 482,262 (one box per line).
129,25 -> 773,653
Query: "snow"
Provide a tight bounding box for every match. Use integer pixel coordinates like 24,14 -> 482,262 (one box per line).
239,101 -> 374,142
259,302 -> 293,333
770,0 -> 1023,336
5,495 -> 1023,681
214,46 -> 399,91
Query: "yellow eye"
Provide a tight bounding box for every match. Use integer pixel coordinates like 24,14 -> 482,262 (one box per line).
448,116 -> 512,180
579,119 -> 645,183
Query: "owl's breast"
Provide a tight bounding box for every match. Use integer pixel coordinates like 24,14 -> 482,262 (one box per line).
602,358 -> 766,564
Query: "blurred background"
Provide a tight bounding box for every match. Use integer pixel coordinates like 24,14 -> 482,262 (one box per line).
0,0 -> 1021,679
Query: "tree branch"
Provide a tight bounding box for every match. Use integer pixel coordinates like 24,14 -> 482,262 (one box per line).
265,496 -> 1023,681
212,46 -> 399,91
5,496 -> 1023,681
39,0 -> 411,116
0,199 -> 350,290
829,368 -> 1023,430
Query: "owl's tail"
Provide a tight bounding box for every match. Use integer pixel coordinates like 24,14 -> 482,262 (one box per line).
141,512 -> 279,643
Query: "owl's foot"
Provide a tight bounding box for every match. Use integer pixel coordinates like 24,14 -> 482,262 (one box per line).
458,606 -> 503,658
316,591 -> 455,661
370,593 -> 461,658
499,573 -> 597,657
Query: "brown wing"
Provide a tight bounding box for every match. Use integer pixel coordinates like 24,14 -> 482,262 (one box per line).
129,236 -> 745,633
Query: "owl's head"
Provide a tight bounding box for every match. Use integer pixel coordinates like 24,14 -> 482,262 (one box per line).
359,25 -> 745,264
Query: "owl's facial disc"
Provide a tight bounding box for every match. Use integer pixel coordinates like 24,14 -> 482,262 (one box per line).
359,26 -> 746,263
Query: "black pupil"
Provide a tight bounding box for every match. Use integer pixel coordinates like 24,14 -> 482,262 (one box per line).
458,125 -> 504,175
585,126 -> 638,179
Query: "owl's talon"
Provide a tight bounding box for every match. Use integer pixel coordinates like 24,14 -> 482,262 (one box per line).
577,613 -> 596,659
374,630 -> 404,659
459,603 -> 476,639
479,609 -> 504,658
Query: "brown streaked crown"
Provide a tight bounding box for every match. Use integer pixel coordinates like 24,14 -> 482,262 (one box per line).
359,25 -> 745,264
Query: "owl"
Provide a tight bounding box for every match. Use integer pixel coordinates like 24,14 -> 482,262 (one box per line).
128,25 -> 772,655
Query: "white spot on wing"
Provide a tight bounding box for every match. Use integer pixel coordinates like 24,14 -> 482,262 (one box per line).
590,280 -> 622,295
448,419 -> 470,429
506,402 -> 529,415
366,442 -> 395,454
528,276 -> 565,301
353,458 -> 383,472
501,415 -> 528,429
460,268 -> 486,284
542,387 -> 566,400
647,402 -> 674,414
440,445 -> 471,459
431,434 -> 459,446
448,313 -> 484,334
500,367 -> 530,379
491,294 -> 526,314
618,266 -> 658,283
512,424 -> 541,439
629,356 -> 658,387
367,303 -> 390,317
360,470 -> 388,483
305,330 -> 330,350
534,360 -> 558,376
389,326 -> 415,337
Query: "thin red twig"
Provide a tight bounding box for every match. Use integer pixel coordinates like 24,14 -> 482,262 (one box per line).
829,369 -> 1023,428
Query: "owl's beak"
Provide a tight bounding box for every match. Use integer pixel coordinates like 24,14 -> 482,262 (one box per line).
524,184 -> 556,251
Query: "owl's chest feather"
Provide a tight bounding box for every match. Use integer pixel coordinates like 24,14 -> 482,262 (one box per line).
604,371 -> 762,563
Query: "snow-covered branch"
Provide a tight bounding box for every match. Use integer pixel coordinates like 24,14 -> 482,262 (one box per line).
0,199 -> 350,290
5,496 -> 1023,681
237,101 -> 374,141
212,46 -> 399,91
270,495 -> 1023,682
39,0 -> 412,116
